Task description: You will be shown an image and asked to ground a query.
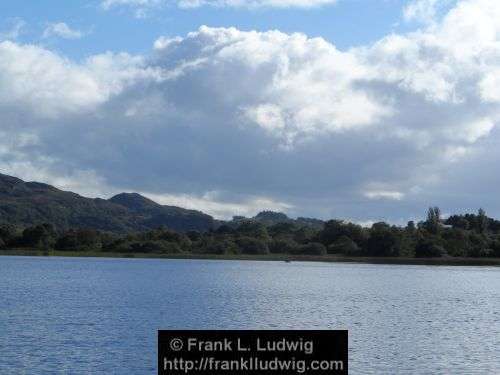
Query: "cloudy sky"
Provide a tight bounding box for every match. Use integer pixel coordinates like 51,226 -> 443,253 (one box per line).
1,0 -> 499,222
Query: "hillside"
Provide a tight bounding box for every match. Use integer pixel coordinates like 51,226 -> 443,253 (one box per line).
0,173 -> 214,233
228,210 -> 324,230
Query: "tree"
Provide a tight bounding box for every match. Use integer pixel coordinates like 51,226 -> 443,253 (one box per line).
215,225 -> 235,235
135,241 -> 182,254
477,208 -> 488,234
154,228 -> 192,251
489,239 -> 500,257
268,222 -> 298,238
467,232 -> 490,257
0,224 -> 17,247
406,221 -> 416,233
446,215 -> 469,230
319,220 -> 366,246
21,224 -> 56,250
425,207 -> 442,234
296,242 -> 327,256
236,237 -> 269,255
269,238 -> 299,254
186,231 -> 202,241
442,228 -> 469,257
203,239 -> 239,255
327,236 -> 361,255
236,222 -> 270,241
415,238 -> 445,258
55,229 -> 102,251
254,211 -> 289,225
366,222 -> 403,257
293,226 -> 319,244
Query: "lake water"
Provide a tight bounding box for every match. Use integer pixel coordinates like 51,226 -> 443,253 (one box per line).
0,256 -> 499,374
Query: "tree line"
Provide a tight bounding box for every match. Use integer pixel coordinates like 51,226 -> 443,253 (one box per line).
1,207 -> 500,258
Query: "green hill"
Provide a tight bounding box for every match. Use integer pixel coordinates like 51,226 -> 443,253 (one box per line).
0,173 -> 214,233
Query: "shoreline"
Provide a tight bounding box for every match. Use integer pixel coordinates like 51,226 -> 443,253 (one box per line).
1,250 -> 500,266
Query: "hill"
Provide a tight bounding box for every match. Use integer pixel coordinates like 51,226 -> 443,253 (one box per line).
229,210 -> 324,230
0,173 -> 214,233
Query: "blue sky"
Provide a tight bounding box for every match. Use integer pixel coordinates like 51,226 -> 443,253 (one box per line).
1,0 -> 500,223
2,0 -> 413,58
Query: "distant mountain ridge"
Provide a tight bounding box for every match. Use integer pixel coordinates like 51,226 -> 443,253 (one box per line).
252,211 -> 324,229
0,173 -> 323,233
0,173 -> 214,233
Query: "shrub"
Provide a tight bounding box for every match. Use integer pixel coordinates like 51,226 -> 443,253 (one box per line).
236,222 -> 270,240
21,224 -> 56,250
0,224 -> 17,246
204,239 -> 239,255
490,240 -> 500,257
467,233 -> 490,257
441,228 -> 469,257
269,238 -> 299,254
296,242 -> 327,255
133,240 -> 182,254
55,229 -> 102,251
186,231 -> 202,242
367,223 -> 403,257
328,236 -> 361,255
319,220 -> 366,246
415,240 -> 446,258
236,237 -> 269,255
467,247 -> 493,258
104,239 -> 134,253
294,227 -> 319,245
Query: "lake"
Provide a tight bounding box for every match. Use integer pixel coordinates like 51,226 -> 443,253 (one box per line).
0,256 -> 498,374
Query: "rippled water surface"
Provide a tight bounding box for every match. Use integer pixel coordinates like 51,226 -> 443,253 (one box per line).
0,256 -> 499,374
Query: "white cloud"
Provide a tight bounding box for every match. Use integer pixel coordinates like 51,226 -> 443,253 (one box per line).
0,131 -> 114,198
151,26 -> 392,144
0,41 -> 105,117
0,18 -> 25,41
479,69 -> 500,102
42,22 -> 86,40
403,0 -> 458,24
145,191 -> 292,219
442,146 -> 470,162
177,0 -> 338,9
101,0 -> 161,9
101,0 -> 337,14
2,0 -> 500,222
0,42 -> 163,118
101,0 -> 163,17
244,104 -> 286,133
364,190 -> 405,201
404,0 -> 440,23
451,118 -> 495,144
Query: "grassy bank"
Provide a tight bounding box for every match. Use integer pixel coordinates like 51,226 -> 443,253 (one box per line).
1,249 -> 500,266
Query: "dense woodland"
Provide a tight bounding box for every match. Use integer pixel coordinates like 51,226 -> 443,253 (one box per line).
2,207 -> 500,258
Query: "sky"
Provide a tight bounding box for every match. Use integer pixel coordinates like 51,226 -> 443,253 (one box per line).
0,0 -> 499,223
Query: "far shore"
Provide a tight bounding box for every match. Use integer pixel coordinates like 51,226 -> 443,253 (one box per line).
1,249 -> 500,266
